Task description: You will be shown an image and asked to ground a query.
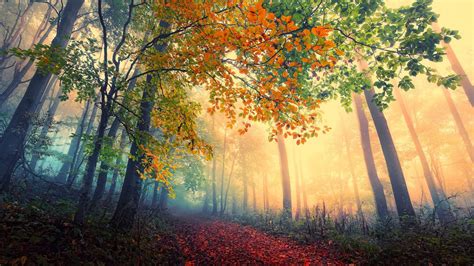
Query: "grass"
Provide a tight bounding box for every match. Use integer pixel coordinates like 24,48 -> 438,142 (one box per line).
230,206 -> 474,264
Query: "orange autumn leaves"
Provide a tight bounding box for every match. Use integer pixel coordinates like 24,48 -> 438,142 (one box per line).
148,0 -> 342,144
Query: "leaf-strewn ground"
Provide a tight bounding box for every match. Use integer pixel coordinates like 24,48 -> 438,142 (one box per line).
174,216 -> 345,265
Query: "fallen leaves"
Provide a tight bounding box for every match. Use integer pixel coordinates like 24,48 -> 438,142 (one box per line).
174,216 -> 344,265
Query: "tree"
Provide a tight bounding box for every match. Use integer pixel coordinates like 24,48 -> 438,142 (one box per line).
394,88 -> 454,224
363,85 -> 416,220
277,133 -> 292,218
0,0 -> 85,192
353,93 -> 389,220
56,99 -> 91,183
292,144 -> 302,220
432,23 -> 474,106
108,74 -> 155,229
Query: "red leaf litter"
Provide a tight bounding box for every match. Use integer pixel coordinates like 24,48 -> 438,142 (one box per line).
174,217 -> 345,265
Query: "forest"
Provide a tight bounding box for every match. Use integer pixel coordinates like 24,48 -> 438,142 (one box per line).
0,0 -> 473,264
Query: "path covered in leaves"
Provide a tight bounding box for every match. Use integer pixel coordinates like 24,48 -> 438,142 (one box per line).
174,216 -> 344,265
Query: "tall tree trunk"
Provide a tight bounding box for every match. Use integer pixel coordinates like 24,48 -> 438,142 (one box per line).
277,133 -> 292,218
89,117 -> 121,210
57,99 -> 91,183
441,89 -> 474,162
363,88 -> 416,220
293,145 -> 301,220
353,93 -> 389,219
110,75 -> 155,230
394,88 -> 454,224
89,68 -> 140,209
219,129 -> 227,214
211,151 -> 218,215
0,0 -> 85,192
74,101 -> 110,225
432,23 -> 474,106
105,128 -> 128,203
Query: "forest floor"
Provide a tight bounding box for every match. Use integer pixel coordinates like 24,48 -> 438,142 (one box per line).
173,215 -> 346,265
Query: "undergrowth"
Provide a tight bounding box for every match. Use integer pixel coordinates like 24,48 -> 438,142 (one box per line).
230,206 -> 474,264
0,192 -> 184,265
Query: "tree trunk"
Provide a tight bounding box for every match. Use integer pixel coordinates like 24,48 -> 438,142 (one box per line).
353,93 -> 389,219
57,99 -> 91,183
0,17 -> 54,107
432,23 -> 474,106
395,88 -> 454,224
363,88 -> 416,220
293,145 -> 302,220
0,0 -> 85,192
89,117 -> 121,210
105,128 -> 128,203
68,96 -> 99,184
110,75 -> 155,230
219,129 -> 227,214
441,89 -> 474,162
0,60 -> 34,107
74,101 -> 110,225
277,133 -> 292,218
211,152 -> 218,215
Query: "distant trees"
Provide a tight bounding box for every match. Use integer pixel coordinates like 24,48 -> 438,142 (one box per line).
394,88 -> 454,225
0,0 -> 85,192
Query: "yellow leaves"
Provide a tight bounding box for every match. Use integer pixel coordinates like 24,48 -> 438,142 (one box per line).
150,1 -> 342,146
288,102 -> 298,112
324,40 -> 336,49
335,48 -> 344,56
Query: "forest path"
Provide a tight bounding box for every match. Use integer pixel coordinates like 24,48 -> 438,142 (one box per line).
173,216 -> 344,265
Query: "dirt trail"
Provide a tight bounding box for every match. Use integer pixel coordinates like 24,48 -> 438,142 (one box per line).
174,216 -> 344,265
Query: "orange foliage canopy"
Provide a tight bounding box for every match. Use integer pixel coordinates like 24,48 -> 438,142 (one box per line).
147,0 -> 341,143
